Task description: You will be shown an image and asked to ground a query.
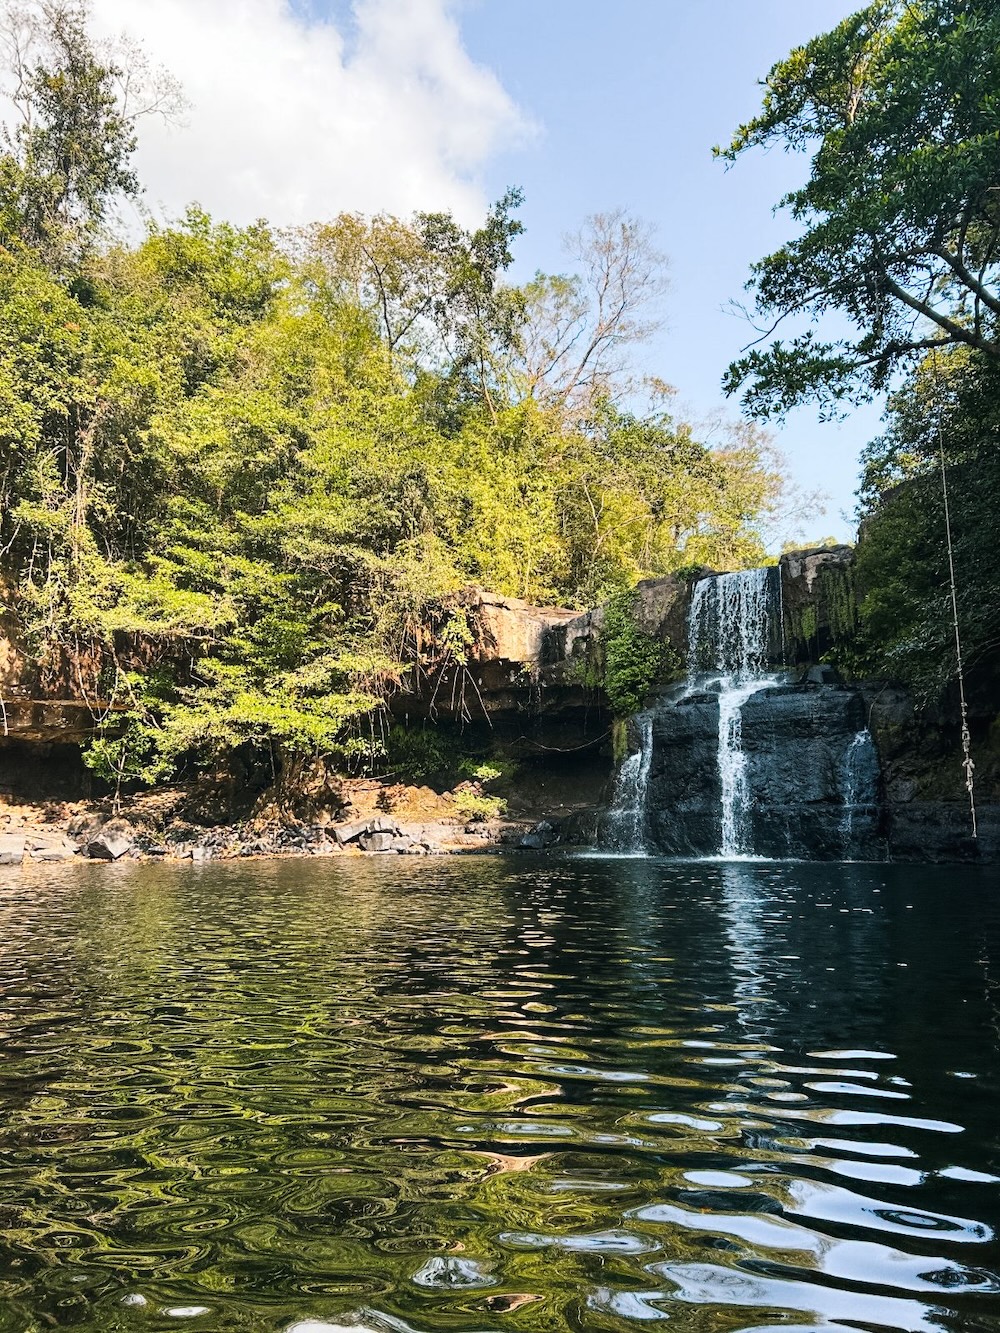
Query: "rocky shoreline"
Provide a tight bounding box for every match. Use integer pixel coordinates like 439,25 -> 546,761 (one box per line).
0,797 -> 578,869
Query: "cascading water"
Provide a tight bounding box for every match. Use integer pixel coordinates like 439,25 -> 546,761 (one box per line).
606,713 -> 653,853
686,567 -> 775,680
688,568 -> 782,857
601,563 -> 884,861
839,728 -> 879,856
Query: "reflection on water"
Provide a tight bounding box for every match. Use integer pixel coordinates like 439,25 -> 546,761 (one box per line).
0,856 -> 998,1332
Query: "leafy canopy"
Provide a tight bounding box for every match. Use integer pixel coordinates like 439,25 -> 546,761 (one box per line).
719,0 -> 1000,417
0,3 -> 795,788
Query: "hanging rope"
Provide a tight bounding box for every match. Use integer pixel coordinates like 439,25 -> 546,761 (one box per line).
932,350 -> 977,839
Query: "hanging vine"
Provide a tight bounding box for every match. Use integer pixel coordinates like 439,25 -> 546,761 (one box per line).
933,351 -> 977,839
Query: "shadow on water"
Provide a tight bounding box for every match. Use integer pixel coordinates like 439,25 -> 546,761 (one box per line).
0,855 -> 998,1332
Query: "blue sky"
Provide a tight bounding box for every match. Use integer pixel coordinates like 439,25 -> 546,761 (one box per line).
452,0 -> 885,545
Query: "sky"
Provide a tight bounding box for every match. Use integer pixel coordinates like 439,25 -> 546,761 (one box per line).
79,0 -> 882,546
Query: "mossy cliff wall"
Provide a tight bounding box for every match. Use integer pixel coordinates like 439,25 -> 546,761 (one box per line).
779,546 -> 858,664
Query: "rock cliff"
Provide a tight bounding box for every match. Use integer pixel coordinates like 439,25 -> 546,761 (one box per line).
1,550 -> 997,861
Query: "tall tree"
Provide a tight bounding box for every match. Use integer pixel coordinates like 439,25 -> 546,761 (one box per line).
0,0 -> 182,266
718,0 -> 1000,418
518,210 -> 668,418
302,189 -> 525,418
852,344 -> 1000,697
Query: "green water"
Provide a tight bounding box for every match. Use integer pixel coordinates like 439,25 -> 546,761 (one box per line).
0,856 -> 998,1332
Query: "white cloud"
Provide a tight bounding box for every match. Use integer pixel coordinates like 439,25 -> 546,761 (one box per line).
86,0 -> 531,229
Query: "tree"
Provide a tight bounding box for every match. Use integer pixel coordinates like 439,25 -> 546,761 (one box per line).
517,209 -> 668,418
851,344 -> 1000,698
414,187 -> 525,420
719,0 -> 1000,418
546,401 -> 784,603
302,189 -> 526,419
0,197 -> 794,784
0,0 -> 183,265
300,211 -> 442,361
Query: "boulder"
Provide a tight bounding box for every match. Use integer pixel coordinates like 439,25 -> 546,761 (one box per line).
630,573 -> 706,659
334,816 -> 402,846
368,815 -> 400,834
394,587 -> 611,745
360,830 -> 395,853
519,820 -> 558,850
0,833 -> 25,866
332,819 -> 370,845
802,664 -> 843,686
86,833 -> 133,861
458,589 -> 579,668
28,837 -> 79,861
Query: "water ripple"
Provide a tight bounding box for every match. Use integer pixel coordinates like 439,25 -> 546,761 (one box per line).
0,855 -> 997,1332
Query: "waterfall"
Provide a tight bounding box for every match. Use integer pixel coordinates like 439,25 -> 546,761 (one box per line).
687,568 -> 780,857
840,728 -> 879,855
687,567 -> 775,679
606,713 -> 653,853
599,562 -> 884,862
717,679 -> 768,856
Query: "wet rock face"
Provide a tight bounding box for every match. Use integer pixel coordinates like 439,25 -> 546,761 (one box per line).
886,803 -> 985,863
740,684 -> 881,860
644,694 -> 721,856
630,574 -> 704,659
643,682 -> 883,860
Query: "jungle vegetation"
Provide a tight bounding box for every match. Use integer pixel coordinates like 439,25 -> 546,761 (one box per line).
724,0 -> 1000,701
5,0 -> 996,797
0,0 -> 789,785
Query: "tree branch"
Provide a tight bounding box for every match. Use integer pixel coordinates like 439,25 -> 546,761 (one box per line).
881,266 -> 1000,358
932,245 -> 1000,321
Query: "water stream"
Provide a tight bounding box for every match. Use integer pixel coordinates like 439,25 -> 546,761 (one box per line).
840,727 -> 880,855
687,568 -> 783,857
606,713 -> 653,853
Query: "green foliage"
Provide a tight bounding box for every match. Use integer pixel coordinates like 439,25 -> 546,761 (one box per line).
82,712 -> 171,801
383,729 -> 514,790
542,401 -> 777,605
384,725 -> 463,783
719,0 -> 999,713
451,788 -> 506,823
565,654 -> 603,693
853,345 -> 1000,699
720,0 -> 1000,417
601,591 -> 680,718
0,1 -> 142,266
0,11 -> 788,786
0,203 -> 783,781
458,758 -> 512,785
784,562 -> 859,665
611,717 -> 629,765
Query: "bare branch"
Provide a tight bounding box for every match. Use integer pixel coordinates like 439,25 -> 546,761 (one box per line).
517,208 -> 669,418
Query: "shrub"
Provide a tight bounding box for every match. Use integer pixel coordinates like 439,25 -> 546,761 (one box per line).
601,590 -> 679,717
